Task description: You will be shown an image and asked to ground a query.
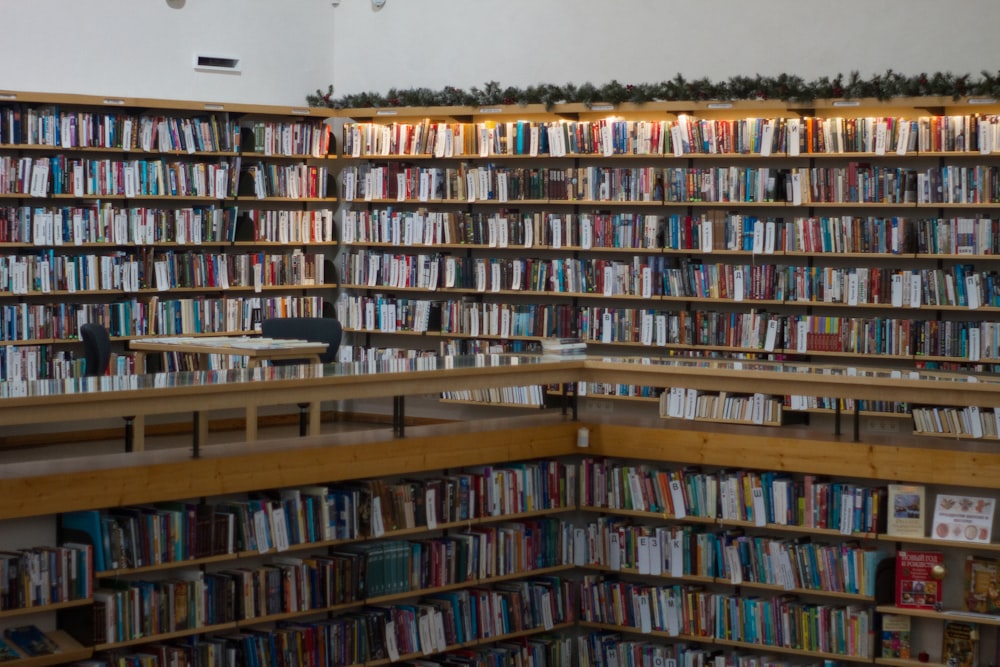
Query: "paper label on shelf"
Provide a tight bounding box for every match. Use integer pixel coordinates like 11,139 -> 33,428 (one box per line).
839,493 -> 855,535
796,321 -> 808,353
733,268 -> 745,302
478,170 -> 490,201
670,126 -> 684,157
760,121 -> 775,156
847,272 -> 859,306
524,222 -> 533,248
541,590 -> 555,630
874,121 -> 888,155
581,217 -> 593,250
637,535 -> 651,574
602,123 -> 614,157
910,274 -> 922,307
649,535 -> 662,575
967,275 -> 981,309
608,531 -> 621,570
573,527 -> 586,566
497,172 -> 509,202
487,216 -> 498,248
668,480 -> 686,519
655,315 -> 667,346
603,266 -> 613,297
791,171 -> 802,205
764,220 -> 776,254
641,312 -> 653,345
466,172 -> 476,202
501,308 -> 511,337
445,257 -> 456,288
787,119 -> 801,156
551,218 -> 562,249
700,218 -> 713,250
530,125 -> 540,157
752,220 -> 765,254
418,614 -> 432,654
385,622 -> 400,662
752,486 -> 767,526
498,219 -> 508,248
897,122 -> 911,155
891,274 -> 903,307
638,594 -> 652,633
641,266 -> 652,299
511,261 -> 523,290
764,320 -> 778,352
371,496 -> 385,537
602,312 -> 613,343
970,327 -> 982,362
475,261 -> 487,292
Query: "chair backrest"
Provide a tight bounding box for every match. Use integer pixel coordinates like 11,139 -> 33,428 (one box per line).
261,317 -> 342,365
80,323 -> 112,377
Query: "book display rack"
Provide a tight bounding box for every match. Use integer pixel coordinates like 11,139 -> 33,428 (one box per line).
0,91 -> 337,379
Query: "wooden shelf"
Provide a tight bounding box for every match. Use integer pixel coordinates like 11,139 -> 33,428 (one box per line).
0,598 -> 92,620
876,605 -> 1000,626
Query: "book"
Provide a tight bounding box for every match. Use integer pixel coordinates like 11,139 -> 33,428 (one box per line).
3,625 -> 59,657
881,613 -> 911,659
895,550 -> 944,609
932,493 -> 995,543
941,620 -> 977,667
887,483 -> 926,537
0,638 -> 20,662
965,555 -> 1000,615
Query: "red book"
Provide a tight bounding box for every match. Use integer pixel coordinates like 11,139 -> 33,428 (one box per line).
896,550 -> 944,609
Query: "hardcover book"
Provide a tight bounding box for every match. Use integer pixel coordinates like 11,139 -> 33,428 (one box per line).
941,621 -> 977,667
964,555 -> 1000,615
887,483 -> 926,538
881,613 -> 912,659
895,550 -> 944,609
932,494 -> 995,543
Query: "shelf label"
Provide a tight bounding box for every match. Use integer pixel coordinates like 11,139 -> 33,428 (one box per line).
371,496 -> 385,537
752,486 -> 767,526
668,480 -> 686,519
764,320 -> 778,352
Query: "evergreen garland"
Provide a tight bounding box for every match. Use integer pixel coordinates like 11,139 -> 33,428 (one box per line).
307,70 -> 1000,109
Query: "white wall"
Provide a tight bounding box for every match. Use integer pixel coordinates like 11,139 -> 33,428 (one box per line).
331,0 -> 1000,97
1,0 -> 335,106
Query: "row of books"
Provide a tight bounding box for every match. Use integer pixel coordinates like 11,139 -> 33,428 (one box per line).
341,248 -> 1000,311
579,631 -> 832,667
344,206 -> 1000,258
0,106 -> 240,153
239,162 -> 332,200
58,461 -> 579,573
0,154 -> 239,199
0,544 -> 92,610
912,405 -> 1000,438
72,575 -> 573,653
341,162 -> 1000,205
0,294 -> 325,343
0,249 -> 328,294
341,114 -> 1000,157
579,516 -> 884,596
0,204 -> 336,245
244,120 -> 332,158
81,630 -> 571,667
440,384 -> 547,407
578,576 -> 873,657
578,459 -> 884,534
660,389 -> 783,426
337,294 -> 1000,362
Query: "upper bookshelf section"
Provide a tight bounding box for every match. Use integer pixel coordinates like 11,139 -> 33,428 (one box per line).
338,96 -> 1000,159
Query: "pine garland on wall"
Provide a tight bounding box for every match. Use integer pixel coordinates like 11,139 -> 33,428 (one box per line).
307,70 -> 1000,109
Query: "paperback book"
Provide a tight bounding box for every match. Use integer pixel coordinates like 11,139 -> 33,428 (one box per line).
881,614 -> 912,659
887,483 -> 926,537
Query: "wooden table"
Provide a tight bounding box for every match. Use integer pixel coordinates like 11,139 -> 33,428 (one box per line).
129,337 -> 329,372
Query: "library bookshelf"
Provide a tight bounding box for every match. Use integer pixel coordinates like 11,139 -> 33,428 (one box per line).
336,96 -> 1000,425
3,358 -> 1000,664
0,90 -> 337,379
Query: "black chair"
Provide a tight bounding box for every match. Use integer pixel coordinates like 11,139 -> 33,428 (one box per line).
261,317 -> 343,435
80,323 -> 111,377
80,323 -> 135,452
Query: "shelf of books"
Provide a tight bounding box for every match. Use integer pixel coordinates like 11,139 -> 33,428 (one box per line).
0,90 -> 338,379
338,97 -> 1000,419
